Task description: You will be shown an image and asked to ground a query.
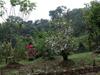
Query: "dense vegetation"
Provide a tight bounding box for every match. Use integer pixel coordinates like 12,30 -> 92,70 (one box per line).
0,0 -> 100,69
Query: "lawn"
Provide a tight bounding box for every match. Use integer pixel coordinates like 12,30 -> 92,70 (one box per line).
69,52 -> 100,67
69,52 -> 93,66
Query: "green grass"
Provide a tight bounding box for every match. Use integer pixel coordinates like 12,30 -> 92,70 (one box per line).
3,70 -> 19,75
69,52 -> 100,67
69,52 -> 92,60
0,63 -> 6,68
19,60 -> 34,65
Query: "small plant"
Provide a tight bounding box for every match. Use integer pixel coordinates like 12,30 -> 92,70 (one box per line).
1,41 -> 16,63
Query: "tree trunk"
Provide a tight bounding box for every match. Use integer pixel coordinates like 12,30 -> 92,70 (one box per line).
62,54 -> 68,61
61,50 -> 69,61
88,39 -> 92,51
5,57 -> 8,64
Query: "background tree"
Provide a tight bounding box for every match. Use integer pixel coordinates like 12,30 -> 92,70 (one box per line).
66,9 -> 86,37
0,0 -> 36,22
33,19 -> 50,31
43,6 -> 74,61
84,0 -> 100,51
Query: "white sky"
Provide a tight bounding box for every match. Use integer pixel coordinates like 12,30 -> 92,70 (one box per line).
30,0 -> 93,21
0,0 -> 93,22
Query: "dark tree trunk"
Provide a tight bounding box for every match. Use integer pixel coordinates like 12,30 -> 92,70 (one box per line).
61,50 -> 69,61
5,58 -> 8,64
62,54 -> 68,61
88,39 -> 92,51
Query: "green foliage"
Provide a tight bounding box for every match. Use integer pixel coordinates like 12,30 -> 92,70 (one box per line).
72,35 -> 89,52
10,0 -> 36,14
10,0 -> 20,6
43,6 -> 74,60
19,0 -> 36,14
0,0 -> 36,62
34,32 -> 47,51
15,36 -> 26,60
33,19 -> 50,31
0,16 -> 38,62
84,1 -> 100,50
77,42 -> 87,52
88,1 -> 100,28
67,9 -> 86,36
1,41 -> 16,63
0,0 -> 5,17
0,0 -> 100,63
0,0 -> 36,22
49,6 -> 67,20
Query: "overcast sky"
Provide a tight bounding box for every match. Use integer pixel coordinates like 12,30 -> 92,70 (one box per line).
0,0 -> 93,22
29,0 -> 93,21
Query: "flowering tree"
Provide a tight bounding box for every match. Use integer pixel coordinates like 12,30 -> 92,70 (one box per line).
44,6 -> 73,60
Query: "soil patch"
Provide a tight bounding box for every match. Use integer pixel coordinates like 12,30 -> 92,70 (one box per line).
1,62 -> 24,70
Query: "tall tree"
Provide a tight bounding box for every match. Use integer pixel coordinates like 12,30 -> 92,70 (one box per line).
67,9 -> 86,36
45,6 -> 73,61
84,1 -> 100,50
0,0 -> 36,22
